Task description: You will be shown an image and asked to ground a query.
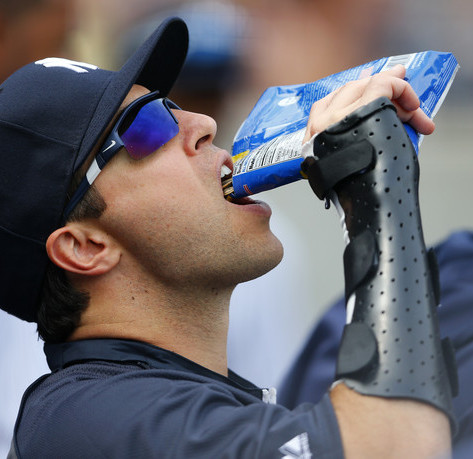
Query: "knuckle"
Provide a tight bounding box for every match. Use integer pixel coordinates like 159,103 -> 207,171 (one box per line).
372,71 -> 391,81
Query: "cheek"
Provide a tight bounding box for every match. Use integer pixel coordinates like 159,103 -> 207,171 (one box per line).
97,157 -> 212,244
100,152 -> 189,211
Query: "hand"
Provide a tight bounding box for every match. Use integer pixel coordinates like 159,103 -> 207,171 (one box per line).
303,65 -> 435,143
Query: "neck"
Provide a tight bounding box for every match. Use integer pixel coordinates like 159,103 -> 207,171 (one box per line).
70,274 -> 235,376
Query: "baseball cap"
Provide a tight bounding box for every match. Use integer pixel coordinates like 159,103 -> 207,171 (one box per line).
0,17 -> 188,322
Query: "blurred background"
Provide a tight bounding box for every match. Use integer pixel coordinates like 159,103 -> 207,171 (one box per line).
1,0 -> 472,455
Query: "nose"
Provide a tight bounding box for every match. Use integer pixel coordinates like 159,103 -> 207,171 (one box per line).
173,110 -> 218,156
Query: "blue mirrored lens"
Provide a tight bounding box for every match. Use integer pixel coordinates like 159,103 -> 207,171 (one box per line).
121,99 -> 179,159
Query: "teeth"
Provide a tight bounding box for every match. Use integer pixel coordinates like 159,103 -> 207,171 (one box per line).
220,164 -> 232,178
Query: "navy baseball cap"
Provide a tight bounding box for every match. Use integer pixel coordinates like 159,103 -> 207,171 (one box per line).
0,17 -> 188,322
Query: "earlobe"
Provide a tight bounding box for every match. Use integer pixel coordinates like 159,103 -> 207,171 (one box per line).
46,225 -> 120,276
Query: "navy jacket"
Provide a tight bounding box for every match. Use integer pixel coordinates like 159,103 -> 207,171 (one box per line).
12,339 -> 342,458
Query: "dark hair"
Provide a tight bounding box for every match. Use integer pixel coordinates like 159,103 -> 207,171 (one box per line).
37,183 -> 107,343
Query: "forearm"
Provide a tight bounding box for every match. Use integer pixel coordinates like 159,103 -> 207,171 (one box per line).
303,97 -> 456,457
330,383 -> 451,458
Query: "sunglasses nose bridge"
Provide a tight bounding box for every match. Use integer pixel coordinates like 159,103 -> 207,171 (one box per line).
163,98 -> 181,124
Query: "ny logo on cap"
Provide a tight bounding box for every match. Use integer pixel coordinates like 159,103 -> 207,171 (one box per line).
35,58 -> 98,74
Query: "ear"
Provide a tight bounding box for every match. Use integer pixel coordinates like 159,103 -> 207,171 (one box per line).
46,224 -> 120,276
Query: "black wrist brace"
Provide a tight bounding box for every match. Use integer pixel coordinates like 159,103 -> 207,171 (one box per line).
301,97 -> 458,428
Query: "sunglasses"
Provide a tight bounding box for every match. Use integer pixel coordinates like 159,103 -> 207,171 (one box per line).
63,91 -> 180,219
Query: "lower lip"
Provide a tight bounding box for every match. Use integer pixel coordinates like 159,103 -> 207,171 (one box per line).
231,197 -> 272,217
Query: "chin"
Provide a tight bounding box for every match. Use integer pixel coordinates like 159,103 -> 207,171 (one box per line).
241,233 -> 284,282
267,235 -> 284,269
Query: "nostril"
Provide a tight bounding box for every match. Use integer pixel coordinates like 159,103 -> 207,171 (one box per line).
195,134 -> 211,150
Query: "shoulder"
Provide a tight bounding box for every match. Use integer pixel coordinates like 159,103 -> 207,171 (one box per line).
435,230 -> 473,269
434,231 -> 473,346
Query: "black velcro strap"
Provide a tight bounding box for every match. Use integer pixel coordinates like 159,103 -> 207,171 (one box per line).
302,139 -> 375,200
442,337 -> 459,397
336,322 -> 378,377
427,248 -> 441,305
343,229 -> 378,300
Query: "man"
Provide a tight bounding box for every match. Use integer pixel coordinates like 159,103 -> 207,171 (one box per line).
0,17 -> 454,457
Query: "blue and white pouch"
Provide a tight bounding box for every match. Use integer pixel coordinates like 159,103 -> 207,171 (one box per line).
225,51 -> 459,199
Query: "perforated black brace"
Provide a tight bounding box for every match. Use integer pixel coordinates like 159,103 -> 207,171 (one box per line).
302,97 -> 457,427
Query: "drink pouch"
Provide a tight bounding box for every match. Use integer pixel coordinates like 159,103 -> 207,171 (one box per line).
227,51 -> 459,199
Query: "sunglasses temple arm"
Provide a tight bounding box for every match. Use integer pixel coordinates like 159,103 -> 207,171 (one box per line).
62,157 -> 104,219
63,176 -> 92,219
